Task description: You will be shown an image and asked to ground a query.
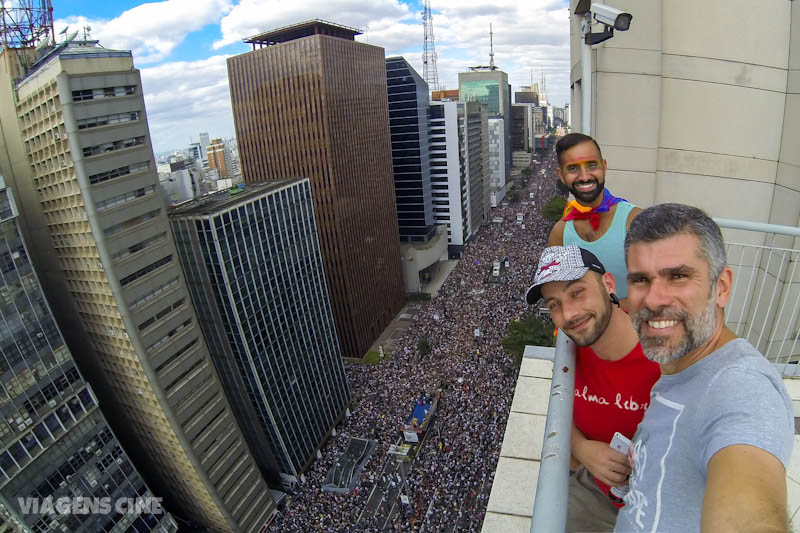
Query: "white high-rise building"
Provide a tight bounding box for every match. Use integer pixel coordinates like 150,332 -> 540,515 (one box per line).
429,101 -> 488,256
488,116 -> 507,207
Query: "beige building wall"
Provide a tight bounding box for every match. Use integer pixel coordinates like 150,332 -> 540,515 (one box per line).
570,0 -> 798,221
569,0 -> 800,358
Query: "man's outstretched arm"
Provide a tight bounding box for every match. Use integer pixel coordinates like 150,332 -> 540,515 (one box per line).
702,444 -> 789,532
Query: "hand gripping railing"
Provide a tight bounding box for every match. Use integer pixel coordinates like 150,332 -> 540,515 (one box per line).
529,332 -> 575,533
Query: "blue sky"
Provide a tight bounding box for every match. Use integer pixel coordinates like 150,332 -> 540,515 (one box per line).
53,0 -> 570,153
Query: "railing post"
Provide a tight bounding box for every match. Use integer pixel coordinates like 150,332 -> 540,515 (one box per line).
530,333 -> 576,533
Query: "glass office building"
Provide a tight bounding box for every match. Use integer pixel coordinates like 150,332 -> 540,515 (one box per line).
170,179 -> 351,480
459,69 -> 511,179
385,57 -> 435,243
0,177 -> 176,533
459,80 -> 501,115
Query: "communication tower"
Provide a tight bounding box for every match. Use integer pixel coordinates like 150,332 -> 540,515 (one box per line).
422,0 -> 440,92
0,0 -> 54,49
489,23 -> 495,70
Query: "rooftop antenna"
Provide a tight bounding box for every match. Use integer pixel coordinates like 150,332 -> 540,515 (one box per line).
82,24 -> 91,41
422,0 -> 440,91
489,23 -> 495,70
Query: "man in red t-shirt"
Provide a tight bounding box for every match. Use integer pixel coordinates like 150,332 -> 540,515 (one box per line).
526,245 -> 660,532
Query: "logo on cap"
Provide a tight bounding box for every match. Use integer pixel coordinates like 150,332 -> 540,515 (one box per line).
538,260 -> 561,279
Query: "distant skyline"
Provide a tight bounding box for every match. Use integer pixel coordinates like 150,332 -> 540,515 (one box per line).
53,0 -> 570,153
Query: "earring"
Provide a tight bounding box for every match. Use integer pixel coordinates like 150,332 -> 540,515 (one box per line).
610,293 -> 620,307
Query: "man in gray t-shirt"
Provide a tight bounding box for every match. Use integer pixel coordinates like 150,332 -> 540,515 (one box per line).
616,204 -> 794,533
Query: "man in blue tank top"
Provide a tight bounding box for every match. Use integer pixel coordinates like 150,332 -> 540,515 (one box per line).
548,133 -> 640,311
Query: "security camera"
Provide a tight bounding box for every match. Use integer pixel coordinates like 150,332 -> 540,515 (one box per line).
590,3 -> 632,31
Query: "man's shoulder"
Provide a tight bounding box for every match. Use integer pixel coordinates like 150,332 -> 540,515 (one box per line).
688,339 -> 791,409
709,338 -> 776,373
719,341 -> 785,384
547,220 -> 566,246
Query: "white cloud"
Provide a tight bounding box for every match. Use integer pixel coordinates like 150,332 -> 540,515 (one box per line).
351,0 -> 571,103
214,0 -> 412,49
139,55 -> 236,151
114,0 -> 571,151
55,0 -> 233,64
421,0 -> 571,104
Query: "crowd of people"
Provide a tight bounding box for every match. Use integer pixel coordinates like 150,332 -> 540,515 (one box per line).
268,145 -> 564,532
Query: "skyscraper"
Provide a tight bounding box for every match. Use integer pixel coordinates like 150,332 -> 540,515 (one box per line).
428,101 -> 488,256
510,104 -> 530,152
465,101 -> 490,231
198,132 -> 210,169
227,20 -> 405,358
170,178 -> 351,482
0,176 -> 177,533
206,138 -> 230,179
188,142 -> 203,165
385,57 -> 435,243
0,41 -> 277,532
459,68 -> 511,179
487,117 -> 506,207
514,84 -> 539,105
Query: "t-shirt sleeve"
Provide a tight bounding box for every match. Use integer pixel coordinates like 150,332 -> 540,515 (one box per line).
699,364 -> 794,470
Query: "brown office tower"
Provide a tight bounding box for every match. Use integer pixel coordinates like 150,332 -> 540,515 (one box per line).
227,20 -> 405,358
207,138 -> 230,178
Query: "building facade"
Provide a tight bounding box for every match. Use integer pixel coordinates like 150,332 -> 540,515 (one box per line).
188,143 -> 203,166
429,102 -> 466,253
206,138 -> 230,180
514,84 -> 539,105
169,179 -> 351,482
0,177 -> 177,533
488,117 -> 507,207
459,69 -> 511,178
158,169 -> 197,206
227,20 -> 405,357
429,101 -> 491,256
385,57 -> 435,243
463,101 -> 489,241
431,89 -> 459,101
510,104 -> 529,152
0,42 -> 276,532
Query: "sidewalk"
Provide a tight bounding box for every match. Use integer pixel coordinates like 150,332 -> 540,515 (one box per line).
365,259 -> 459,357
366,301 -> 425,356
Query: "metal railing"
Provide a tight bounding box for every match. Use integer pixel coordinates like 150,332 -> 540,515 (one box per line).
527,217 -> 800,531
715,218 -> 800,375
529,333 -> 575,533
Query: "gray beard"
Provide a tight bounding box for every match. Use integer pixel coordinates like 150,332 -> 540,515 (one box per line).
632,295 -> 717,365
